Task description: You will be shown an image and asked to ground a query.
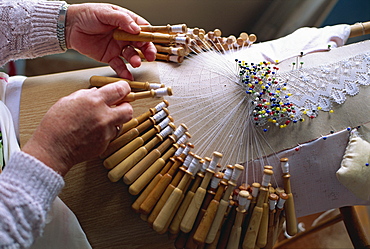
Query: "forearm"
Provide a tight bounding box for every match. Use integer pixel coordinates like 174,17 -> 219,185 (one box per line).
0,0 -> 66,66
0,151 -> 64,248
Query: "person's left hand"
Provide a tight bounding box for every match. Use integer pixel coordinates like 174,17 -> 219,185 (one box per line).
65,3 -> 157,80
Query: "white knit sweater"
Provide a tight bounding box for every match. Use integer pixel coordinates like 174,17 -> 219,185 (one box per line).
0,152 -> 64,248
0,0 -> 66,66
0,1 -> 67,248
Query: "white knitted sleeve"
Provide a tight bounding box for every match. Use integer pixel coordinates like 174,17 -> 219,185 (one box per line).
0,151 -> 64,248
0,0 -> 67,66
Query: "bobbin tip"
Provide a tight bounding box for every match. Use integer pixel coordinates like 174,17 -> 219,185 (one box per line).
213,151 -> 223,158
280,157 -> 289,162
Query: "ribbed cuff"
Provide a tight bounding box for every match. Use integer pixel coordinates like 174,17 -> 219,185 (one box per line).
28,1 -> 67,57
0,151 -> 64,212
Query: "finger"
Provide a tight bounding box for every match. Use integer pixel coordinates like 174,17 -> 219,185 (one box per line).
108,56 -> 134,80
122,46 -> 142,68
100,5 -> 149,34
96,80 -> 131,106
133,41 -> 157,62
112,102 -> 133,125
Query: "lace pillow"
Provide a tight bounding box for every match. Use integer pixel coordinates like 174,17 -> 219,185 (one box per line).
337,129 -> 370,200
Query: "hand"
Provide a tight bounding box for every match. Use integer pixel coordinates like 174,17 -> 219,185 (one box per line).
22,81 -> 133,176
65,3 -> 157,80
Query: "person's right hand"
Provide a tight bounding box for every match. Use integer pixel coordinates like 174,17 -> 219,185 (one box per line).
22,81 -> 133,176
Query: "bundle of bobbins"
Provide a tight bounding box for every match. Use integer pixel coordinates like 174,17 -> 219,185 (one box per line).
112,24 -> 258,63
92,91 -> 298,248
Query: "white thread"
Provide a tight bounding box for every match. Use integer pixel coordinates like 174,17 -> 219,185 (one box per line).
171,25 -> 185,33
158,125 -> 173,138
174,145 -> 185,157
149,83 -> 163,89
154,101 -> 168,111
223,167 -> 233,181
157,117 -> 170,130
281,161 -> 289,174
155,87 -> 171,97
153,110 -> 167,123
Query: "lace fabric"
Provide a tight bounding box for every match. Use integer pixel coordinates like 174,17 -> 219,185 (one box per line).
283,52 -> 370,117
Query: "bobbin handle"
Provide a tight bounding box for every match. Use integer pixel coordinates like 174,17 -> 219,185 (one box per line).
124,149 -> 162,185
193,199 -> 220,244
180,187 -> 206,233
285,192 -> 297,236
349,21 -> 370,38
131,173 -> 162,213
205,199 -> 229,244
153,187 -> 183,233
107,147 -> 148,182
283,174 -> 297,236
129,157 -> 167,195
242,206 -> 264,249
139,173 -> 172,215
89,75 -> 130,87
168,188 -> 196,235
226,211 -> 244,249
103,136 -> 145,170
256,202 -> 269,248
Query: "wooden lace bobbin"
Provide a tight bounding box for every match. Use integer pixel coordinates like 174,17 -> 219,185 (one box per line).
103,110 -> 171,169
225,35 -> 237,50
241,182 -> 261,240
180,151 -> 223,233
128,131 -> 191,195
131,143 -> 186,213
113,30 -> 191,45
273,192 -> 288,245
184,173 -> 224,249
154,53 -> 185,63
236,32 -> 249,47
349,21 -> 370,38
280,157 -> 297,236
107,123 -> 175,182
256,167 -> 274,248
168,157 -> 211,237
146,152 -> 196,225
124,123 -> 188,185
152,154 -> 202,233
139,24 -> 188,34
226,190 -> 251,249
137,143 -> 193,214
198,164 -> 244,244
215,198 -> 238,249
154,44 -> 186,56
103,107 -> 170,162
242,169 -> 273,249
264,193 -> 279,249
119,87 -> 173,103
89,75 -> 164,89
101,102 -> 169,158
194,164 -> 244,245
115,100 -> 168,139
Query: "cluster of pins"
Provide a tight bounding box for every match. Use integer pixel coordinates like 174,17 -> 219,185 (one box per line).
89,75 -> 173,100
113,24 -> 258,63
99,100 -> 298,249
237,60 -> 305,131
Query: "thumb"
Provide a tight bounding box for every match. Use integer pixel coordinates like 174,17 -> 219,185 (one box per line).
97,80 -> 131,106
